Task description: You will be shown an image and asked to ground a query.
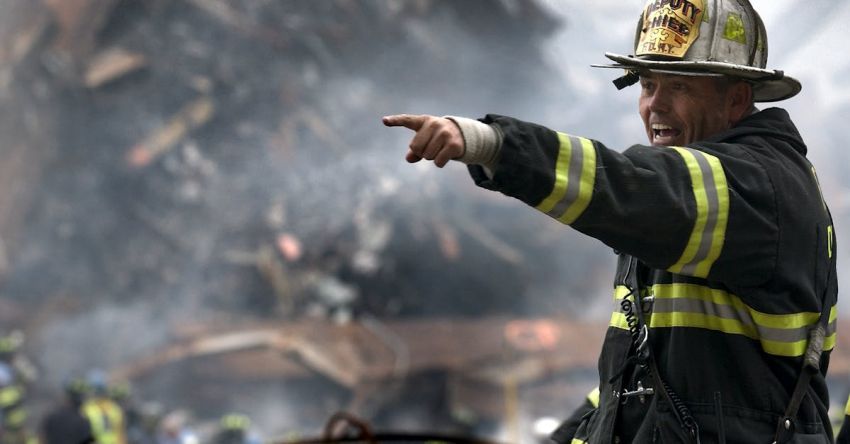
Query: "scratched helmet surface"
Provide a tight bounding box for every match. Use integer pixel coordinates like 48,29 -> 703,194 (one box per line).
594,0 -> 801,102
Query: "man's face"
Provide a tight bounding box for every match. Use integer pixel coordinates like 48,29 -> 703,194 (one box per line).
639,72 -> 736,146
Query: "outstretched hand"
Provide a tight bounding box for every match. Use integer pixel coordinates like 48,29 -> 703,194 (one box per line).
382,114 -> 465,168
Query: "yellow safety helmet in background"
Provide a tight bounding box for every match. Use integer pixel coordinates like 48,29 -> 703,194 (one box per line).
220,413 -> 250,431
108,380 -> 132,401
63,376 -> 91,405
593,0 -> 801,102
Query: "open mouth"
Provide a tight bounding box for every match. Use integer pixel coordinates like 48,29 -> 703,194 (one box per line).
651,123 -> 682,142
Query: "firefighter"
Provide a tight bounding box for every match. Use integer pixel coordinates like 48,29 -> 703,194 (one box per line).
82,370 -> 127,444
109,381 -> 148,444
40,376 -> 94,444
0,331 -> 36,444
549,387 -> 599,444
384,0 -> 837,442
209,414 -> 260,444
155,409 -> 197,444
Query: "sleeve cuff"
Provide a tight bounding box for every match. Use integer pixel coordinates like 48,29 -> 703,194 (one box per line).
445,116 -> 502,171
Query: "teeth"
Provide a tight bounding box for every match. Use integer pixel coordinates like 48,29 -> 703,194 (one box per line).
652,123 -> 674,130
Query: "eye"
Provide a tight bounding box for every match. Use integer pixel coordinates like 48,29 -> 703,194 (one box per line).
640,80 -> 655,93
671,81 -> 687,91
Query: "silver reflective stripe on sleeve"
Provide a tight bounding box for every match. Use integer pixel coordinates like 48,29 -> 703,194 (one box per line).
535,133 -> 597,224
667,147 -> 729,278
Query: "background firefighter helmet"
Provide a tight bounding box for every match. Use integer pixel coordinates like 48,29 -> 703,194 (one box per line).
215,413 -> 252,444
594,0 -> 801,102
63,376 -> 90,406
85,368 -> 109,395
220,413 -> 250,432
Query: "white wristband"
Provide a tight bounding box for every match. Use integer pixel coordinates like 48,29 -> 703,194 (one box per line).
445,116 -> 502,171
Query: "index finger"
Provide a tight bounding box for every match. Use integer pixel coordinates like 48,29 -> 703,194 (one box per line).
382,114 -> 427,131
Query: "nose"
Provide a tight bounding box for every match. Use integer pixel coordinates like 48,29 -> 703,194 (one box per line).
645,87 -> 672,114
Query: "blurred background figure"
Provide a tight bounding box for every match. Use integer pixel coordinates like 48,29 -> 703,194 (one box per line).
155,410 -> 197,444
82,369 -> 127,444
40,376 -> 93,444
0,330 -> 36,444
109,380 -> 151,444
210,413 -> 260,444
0,331 -> 37,384
130,401 -> 164,444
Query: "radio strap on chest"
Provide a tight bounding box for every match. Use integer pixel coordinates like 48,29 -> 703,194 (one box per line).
624,257 -> 701,443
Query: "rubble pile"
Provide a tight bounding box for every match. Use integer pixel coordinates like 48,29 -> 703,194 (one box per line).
2,0 -> 612,328
0,0 -> 622,440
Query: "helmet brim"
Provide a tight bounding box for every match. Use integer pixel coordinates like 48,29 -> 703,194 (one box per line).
593,52 -> 801,102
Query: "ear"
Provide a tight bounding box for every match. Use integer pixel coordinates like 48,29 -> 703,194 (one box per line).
727,81 -> 754,126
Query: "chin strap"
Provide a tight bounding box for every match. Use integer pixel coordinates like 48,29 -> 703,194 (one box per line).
613,70 -> 640,90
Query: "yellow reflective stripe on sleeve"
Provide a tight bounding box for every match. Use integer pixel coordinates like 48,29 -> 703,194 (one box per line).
559,137 -> 597,224
609,284 -> 837,357
844,394 -> 850,416
667,147 -> 729,278
587,386 -> 600,408
535,133 -> 596,225
536,133 -> 572,214
571,439 -> 588,444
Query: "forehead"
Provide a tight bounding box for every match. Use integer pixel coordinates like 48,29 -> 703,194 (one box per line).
637,71 -> 728,96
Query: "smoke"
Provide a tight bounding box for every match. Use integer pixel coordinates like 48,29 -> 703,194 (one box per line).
38,301 -> 175,378
0,1 -> 615,440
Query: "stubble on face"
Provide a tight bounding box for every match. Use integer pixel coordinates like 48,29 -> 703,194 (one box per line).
639,73 -> 734,146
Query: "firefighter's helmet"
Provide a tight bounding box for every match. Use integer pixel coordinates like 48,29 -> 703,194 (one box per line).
63,376 -> 90,405
86,368 -> 109,395
593,0 -> 800,102
220,413 -> 250,431
109,380 -> 132,401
